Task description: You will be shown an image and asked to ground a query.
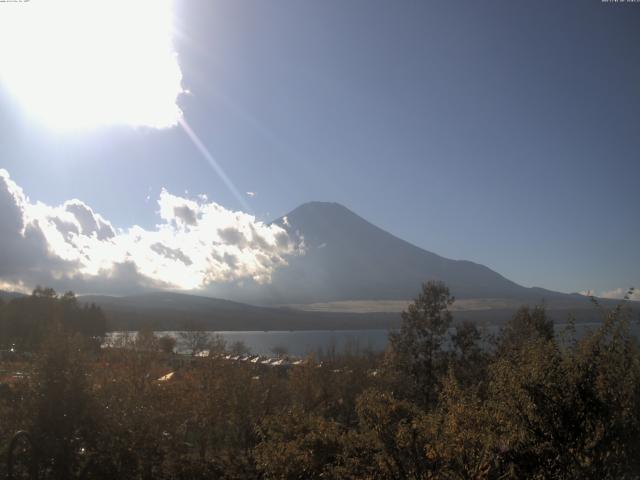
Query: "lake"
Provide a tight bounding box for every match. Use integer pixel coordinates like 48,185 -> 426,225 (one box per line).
106,322 -> 637,357
107,329 -> 390,356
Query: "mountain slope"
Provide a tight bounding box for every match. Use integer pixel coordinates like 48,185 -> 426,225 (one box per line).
213,201 -> 569,305
79,292 -> 398,331
274,202 -> 527,301
77,291 -> 618,332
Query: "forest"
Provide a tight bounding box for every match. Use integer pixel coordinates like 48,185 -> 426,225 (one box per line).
0,282 -> 638,479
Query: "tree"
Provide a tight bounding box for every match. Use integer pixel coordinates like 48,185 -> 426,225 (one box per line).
343,388 -> 440,479
135,326 -> 159,352
256,410 -> 343,480
179,323 -> 211,356
387,281 -> 454,406
271,345 -> 289,358
28,327 -> 100,480
158,335 -> 177,354
1,288 -> 106,349
0,297 -> 6,348
497,305 -> 553,354
208,333 -> 227,356
230,340 -> 251,356
450,320 -> 487,387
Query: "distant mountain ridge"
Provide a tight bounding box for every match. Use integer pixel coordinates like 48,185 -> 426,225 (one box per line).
78,291 -> 398,331
0,287 -> 625,332
0,291 -> 25,301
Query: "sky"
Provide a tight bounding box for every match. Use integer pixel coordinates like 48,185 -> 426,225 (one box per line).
0,0 -> 638,298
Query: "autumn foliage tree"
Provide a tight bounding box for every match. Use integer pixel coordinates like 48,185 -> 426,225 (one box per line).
386,281 -> 454,407
1,284 -> 638,479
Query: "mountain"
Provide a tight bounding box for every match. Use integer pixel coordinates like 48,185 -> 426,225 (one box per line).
76,290 -> 618,333
1,202 -> 630,329
211,202 -> 578,306
79,292 -> 398,331
0,290 -> 25,301
275,202 -> 551,301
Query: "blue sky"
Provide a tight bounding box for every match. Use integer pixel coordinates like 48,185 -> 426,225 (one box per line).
0,0 -> 638,296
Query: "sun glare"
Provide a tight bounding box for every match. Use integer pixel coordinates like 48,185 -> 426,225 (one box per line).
0,0 -> 183,130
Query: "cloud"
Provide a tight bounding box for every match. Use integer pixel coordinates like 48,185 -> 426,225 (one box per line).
64,200 -> 116,240
579,287 -> 640,301
150,243 -> 193,266
0,171 -> 68,284
0,169 -> 301,295
601,287 -> 640,301
578,290 -> 594,297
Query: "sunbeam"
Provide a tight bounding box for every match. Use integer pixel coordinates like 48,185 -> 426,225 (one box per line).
179,117 -> 252,213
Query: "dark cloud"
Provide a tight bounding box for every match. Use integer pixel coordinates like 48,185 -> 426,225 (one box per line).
173,205 -> 198,226
65,200 -> 115,240
218,227 -> 246,247
151,242 -> 193,266
0,171 -> 74,285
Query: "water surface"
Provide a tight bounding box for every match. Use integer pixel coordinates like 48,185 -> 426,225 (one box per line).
107,322 -> 638,357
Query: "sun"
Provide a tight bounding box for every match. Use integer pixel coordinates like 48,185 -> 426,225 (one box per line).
0,0 -> 183,130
